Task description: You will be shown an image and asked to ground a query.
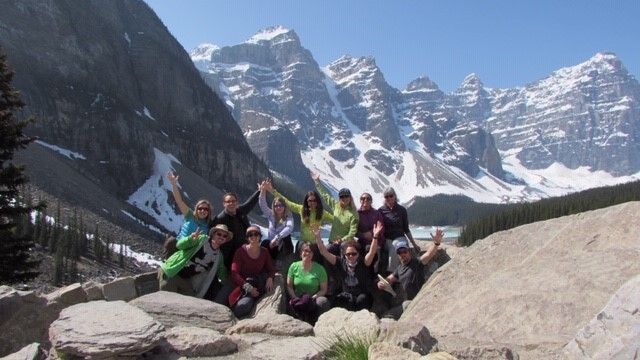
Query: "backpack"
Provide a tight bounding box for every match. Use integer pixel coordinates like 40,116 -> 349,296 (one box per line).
162,235 -> 177,260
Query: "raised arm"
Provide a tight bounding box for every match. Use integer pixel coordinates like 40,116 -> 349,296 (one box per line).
313,226 -> 337,266
167,171 -> 189,215
238,188 -> 260,215
271,188 -> 303,214
258,180 -> 273,217
313,173 -> 337,211
419,228 -> 443,265
364,221 -> 382,266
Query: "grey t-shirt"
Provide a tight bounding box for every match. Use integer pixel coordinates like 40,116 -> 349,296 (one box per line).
392,257 -> 425,300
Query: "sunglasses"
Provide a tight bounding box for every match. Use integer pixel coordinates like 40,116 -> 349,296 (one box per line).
274,204 -> 285,208
246,231 -> 261,237
196,207 -> 210,211
224,199 -> 237,204
214,232 -> 228,238
360,197 -> 372,201
345,252 -> 358,257
384,195 -> 395,199
307,198 -> 317,203
339,195 -> 350,199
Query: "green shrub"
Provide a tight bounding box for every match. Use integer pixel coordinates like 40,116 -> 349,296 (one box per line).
319,333 -> 377,360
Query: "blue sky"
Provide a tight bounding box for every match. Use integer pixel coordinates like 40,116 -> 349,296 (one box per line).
144,0 -> 639,93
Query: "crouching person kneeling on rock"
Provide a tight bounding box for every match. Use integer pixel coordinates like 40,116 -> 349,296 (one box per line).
376,228 -> 444,318
159,224 -> 234,303
286,242 -> 330,324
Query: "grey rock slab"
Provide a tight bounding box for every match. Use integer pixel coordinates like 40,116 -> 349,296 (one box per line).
134,271 -> 159,297
252,273 -> 286,317
314,307 -> 380,339
162,326 -> 237,357
129,290 -> 235,331
368,341 -> 422,360
226,314 -> 313,337
401,202 -> 640,356
217,336 -> 327,360
0,343 -> 41,360
44,283 -> 86,307
101,276 -> 137,301
563,274 -> 640,359
48,300 -> 164,359
378,320 -> 437,355
81,281 -> 104,301
0,287 -> 59,357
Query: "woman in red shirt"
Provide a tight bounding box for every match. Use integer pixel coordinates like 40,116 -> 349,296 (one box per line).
229,225 -> 276,318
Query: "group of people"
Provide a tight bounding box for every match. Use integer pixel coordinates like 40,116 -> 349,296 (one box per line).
158,171 -> 444,323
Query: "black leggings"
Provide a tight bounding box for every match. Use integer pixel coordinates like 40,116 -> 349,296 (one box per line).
333,291 -> 372,311
261,235 -> 293,260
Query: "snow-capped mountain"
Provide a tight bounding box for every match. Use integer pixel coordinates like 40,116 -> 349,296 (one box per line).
192,26 -> 640,204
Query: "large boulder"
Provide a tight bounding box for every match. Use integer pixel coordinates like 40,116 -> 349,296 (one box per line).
162,326 -> 237,357
44,283 -> 87,307
221,336 -> 326,360
367,341 -> 422,360
129,291 -> 235,331
49,300 -> 164,359
563,274 -> 640,359
226,314 -> 313,337
0,287 -> 60,357
314,308 -> 380,339
401,201 -> 640,357
0,343 -> 41,360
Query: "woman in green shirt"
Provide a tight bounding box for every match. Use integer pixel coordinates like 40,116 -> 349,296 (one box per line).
286,242 -> 329,323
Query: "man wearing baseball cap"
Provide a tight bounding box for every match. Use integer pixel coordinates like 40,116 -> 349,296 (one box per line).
376,228 -> 444,315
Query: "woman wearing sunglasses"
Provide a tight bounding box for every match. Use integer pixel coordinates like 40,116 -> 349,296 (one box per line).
159,224 -> 233,302
258,179 -> 294,264
229,225 -> 276,318
264,180 -> 333,257
167,171 -> 212,241
314,222 -> 382,311
311,172 -> 358,256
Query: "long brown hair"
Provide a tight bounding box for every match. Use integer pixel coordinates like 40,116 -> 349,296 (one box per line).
272,197 -> 291,224
302,191 -> 324,224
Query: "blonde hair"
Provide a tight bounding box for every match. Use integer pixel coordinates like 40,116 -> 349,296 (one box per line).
193,199 -> 212,221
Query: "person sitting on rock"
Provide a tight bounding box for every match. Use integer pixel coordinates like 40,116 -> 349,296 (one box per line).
167,171 -> 211,243
286,242 -> 330,324
312,171 -> 359,257
228,225 -> 276,318
159,224 -> 233,303
258,179 -> 294,267
376,228 -> 443,318
315,222 -> 381,311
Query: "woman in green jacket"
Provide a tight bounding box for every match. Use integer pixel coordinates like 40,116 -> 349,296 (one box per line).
264,179 -> 333,257
159,224 -> 233,303
311,172 -> 359,256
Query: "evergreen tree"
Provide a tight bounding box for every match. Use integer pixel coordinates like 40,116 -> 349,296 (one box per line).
0,49 -> 44,284
93,224 -> 103,262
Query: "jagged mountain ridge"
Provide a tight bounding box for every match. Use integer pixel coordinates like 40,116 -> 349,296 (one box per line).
0,0 -> 270,236
193,26 -> 640,203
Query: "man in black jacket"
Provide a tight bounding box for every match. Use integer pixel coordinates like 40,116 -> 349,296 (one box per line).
211,189 -> 260,270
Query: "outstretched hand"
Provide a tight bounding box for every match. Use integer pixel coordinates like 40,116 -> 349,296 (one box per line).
372,221 -> 383,239
167,171 -> 178,186
431,228 -> 444,246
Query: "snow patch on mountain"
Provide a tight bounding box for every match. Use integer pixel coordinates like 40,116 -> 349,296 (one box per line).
127,148 -> 184,233
246,25 -> 291,44
35,140 -> 86,160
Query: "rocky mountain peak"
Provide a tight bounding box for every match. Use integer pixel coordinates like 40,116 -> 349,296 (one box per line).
405,76 -> 441,93
190,43 -> 220,71
457,73 -> 485,92
245,25 -> 300,46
